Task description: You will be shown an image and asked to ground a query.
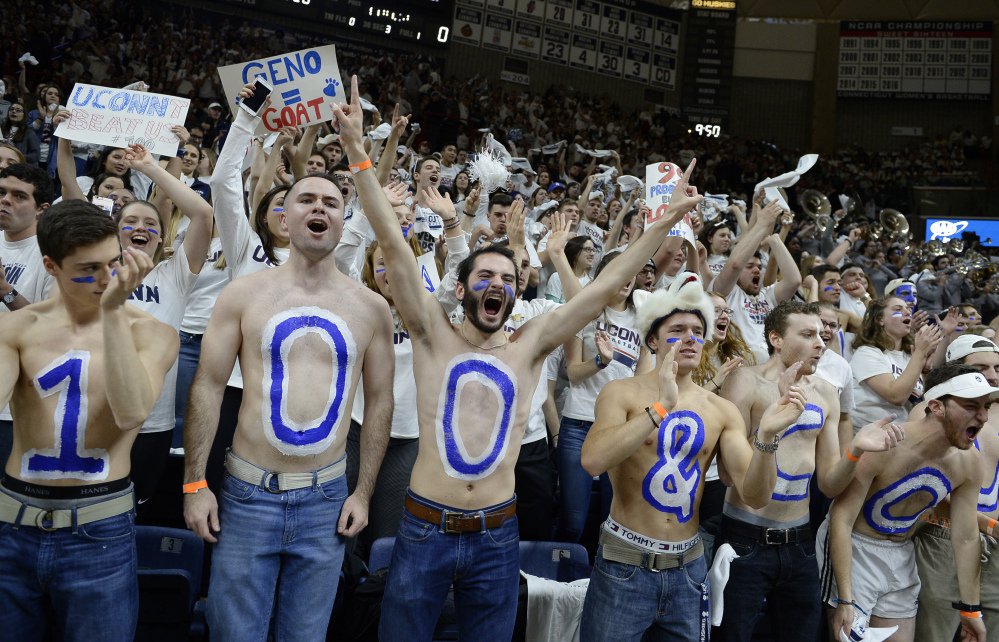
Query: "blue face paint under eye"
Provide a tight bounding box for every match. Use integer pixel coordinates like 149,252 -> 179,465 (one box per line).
666,338 -> 680,343
694,337 -> 705,344
503,284 -> 515,299
822,286 -> 836,292
374,268 -> 386,274
71,276 -> 96,283
273,207 -> 284,213
471,281 -> 490,291
890,311 -> 904,318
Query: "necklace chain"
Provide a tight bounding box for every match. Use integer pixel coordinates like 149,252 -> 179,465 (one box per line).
459,323 -> 508,351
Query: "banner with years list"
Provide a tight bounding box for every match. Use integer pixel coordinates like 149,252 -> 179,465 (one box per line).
218,44 -> 344,136
55,83 -> 190,156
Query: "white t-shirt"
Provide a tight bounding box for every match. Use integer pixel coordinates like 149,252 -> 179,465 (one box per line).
562,305 -> 643,422
1,233 -> 54,421
179,237 -> 229,334
814,349 -> 856,413
544,273 -> 591,304
726,284 -> 779,365
127,248 -> 197,433
706,253 -> 728,277
850,345 -> 922,431
438,163 -> 460,191
352,308 -> 418,439
576,220 -> 606,273
505,298 -> 561,444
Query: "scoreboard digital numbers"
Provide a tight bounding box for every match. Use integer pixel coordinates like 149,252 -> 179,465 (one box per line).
220,0 -> 456,47
838,22 -> 993,99
452,0 -> 680,89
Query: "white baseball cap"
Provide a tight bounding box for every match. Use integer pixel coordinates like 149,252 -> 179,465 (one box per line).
924,371 -> 999,402
946,335 -> 999,363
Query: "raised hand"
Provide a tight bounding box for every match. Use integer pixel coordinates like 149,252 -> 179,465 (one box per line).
851,415 -> 903,454
595,330 -> 615,364
936,306 -> 961,336
757,199 -> 783,226
759,384 -> 806,439
238,82 -> 270,118
910,309 -> 929,334
275,125 -> 298,148
914,324 -> 943,358
506,197 -> 526,247
665,158 -> 702,219
656,342 -> 680,414
51,108 -> 71,128
101,247 -> 153,311
383,181 -> 410,208
329,75 -> 364,146
422,185 -> 456,220
716,356 -> 743,385
123,144 -> 157,173
390,103 -> 410,138
464,185 -> 481,213
547,212 -> 571,255
170,125 -> 191,147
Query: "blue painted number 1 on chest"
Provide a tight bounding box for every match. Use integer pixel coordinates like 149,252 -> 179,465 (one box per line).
22,351 -> 109,481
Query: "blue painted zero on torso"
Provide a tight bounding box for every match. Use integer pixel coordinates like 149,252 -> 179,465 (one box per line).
261,307 -> 355,456
436,354 -> 518,480
975,440 -> 999,512
642,410 -> 705,522
22,351 -> 109,481
863,467 -> 953,535
772,403 -> 825,502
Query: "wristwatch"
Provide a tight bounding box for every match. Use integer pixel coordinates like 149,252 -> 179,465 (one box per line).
2,288 -> 18,308
595,354 -> 608,369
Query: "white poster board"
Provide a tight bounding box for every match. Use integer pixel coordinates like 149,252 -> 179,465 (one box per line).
416,251 -> 441,293
644,161 -> 695,246
217,44 -> 344,135
56,83 -> 190,156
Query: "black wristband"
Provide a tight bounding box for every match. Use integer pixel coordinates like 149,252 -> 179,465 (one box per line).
952,601 -> 983,612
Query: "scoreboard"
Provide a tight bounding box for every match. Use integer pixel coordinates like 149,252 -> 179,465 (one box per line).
838,22 -> 992,100
452,0 -> 681,89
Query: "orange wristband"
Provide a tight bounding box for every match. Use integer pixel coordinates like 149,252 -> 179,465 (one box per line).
183,480 -> 208,494
845,447 -> 861,463
349,159 -> 373,174
652,403 -> 668,421
988,518 -> 997,537
960,610 -> 983,619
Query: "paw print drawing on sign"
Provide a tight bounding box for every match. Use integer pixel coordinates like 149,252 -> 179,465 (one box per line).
323,78 -> 341,98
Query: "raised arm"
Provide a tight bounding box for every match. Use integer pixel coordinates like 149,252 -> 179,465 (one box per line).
763,233 -> 802,302
713,200 -> 781,297
53,111 -> 85,202
125,144 -> 212,275
333,76 -> 440,339
183,283 -> 244,543
291,125 -> 317,180
214,83 -> 261,269
526,161 -> 703,359
252,126 -> 296,211
101,248 -> 179,430
376,105 -> 409,186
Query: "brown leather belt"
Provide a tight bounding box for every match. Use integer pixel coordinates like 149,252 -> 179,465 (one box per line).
405,495 -> 517,533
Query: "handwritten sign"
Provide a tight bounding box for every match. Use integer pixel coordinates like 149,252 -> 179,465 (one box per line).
56,84 -> 190,156
644,161 -> 696,245
417,251 -> 441,293
218,45 -> 344,135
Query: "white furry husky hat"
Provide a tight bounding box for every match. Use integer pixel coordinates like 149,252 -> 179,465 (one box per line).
634,272 -> 715,350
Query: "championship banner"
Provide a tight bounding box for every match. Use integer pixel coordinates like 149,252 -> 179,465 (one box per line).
218,45 -> 344,134
56,83 -> 190,156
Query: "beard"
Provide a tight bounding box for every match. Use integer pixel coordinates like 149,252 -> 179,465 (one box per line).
461,291 -> 515,334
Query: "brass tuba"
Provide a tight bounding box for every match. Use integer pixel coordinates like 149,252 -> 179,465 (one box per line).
879,208 -> 911,249
799,189 -> 832,232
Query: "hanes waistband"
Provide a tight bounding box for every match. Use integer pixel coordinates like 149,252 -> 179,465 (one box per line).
2,475 -> 131,500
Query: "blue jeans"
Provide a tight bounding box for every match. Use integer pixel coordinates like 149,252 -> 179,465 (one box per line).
0,509 -> 137,642
712,520 -> 820,642
173,331 -> 202,448
207,471 -> 349,642
379,491 -> 521,642
558,417 -> 612,542
581,543 -> 709,641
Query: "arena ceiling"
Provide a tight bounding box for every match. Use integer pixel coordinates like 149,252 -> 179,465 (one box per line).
734,0 -> 999,19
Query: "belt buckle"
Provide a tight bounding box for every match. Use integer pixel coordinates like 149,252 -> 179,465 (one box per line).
643,552 -> 662,572
35,509 -> 57,532
764,528 -> 788,545
442,510 -> 466,534
261,473 -> 283,494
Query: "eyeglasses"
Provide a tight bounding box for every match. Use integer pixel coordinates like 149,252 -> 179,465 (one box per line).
820,320 -> 840,330
581,247 -> 597,253
715,307 -> 733,316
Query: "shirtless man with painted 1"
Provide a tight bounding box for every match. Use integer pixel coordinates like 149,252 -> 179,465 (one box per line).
577,274 -> 808,641
0,202 -> 177,642
182,160 -> 394,638
913,335 -> 999,642
819,363 -> 994,642
332,75 -> 705,641
714,300 -> 902,641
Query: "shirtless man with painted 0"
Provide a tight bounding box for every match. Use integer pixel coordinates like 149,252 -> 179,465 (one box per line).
332,75 -> 705,641
819,363 -> 995,642
182,141 -> 395,638
0,201 -> 177,642
577,274 -> 807,641
715,300 -> 902,641
913,336 -> 999,642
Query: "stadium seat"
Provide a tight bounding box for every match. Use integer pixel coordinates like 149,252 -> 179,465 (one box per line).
518,541 -> 591,582
135,526 -> 206,641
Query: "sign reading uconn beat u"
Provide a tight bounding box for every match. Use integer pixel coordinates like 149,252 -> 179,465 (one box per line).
218,45 -> 345,135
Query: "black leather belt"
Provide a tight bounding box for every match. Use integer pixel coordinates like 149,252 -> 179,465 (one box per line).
722,515 -> 811,545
